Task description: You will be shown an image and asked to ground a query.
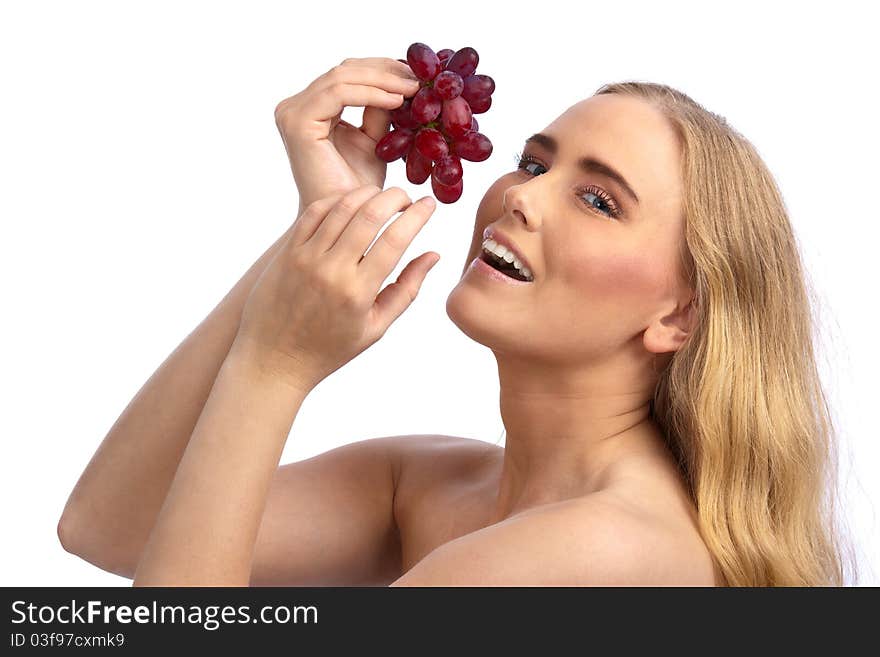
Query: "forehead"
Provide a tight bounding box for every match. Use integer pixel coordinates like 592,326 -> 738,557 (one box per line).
542,94 -> 683,210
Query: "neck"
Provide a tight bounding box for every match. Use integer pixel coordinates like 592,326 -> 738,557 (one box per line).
487,347 -> 667,523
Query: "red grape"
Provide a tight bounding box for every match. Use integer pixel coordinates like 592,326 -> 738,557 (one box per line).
452,131 -> 492,162
433,71 -> 463,100
406,43 -> 441,82
433,154 -> 463,185
445,47 -> 479,78
406,146 -> 433,184
431,172 -> 463,203
437,48 -> 455,68
414,128 -> 449,161
411,86 -> 442,123
468,95 -> 492,114
461,74 -> 495,104
381,44 -> 494,204
390,98 -> 420,130
374,128 -> 415,162
441,96 -> 472,139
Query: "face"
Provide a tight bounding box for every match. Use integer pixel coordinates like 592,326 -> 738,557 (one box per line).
446,93 -> 692,366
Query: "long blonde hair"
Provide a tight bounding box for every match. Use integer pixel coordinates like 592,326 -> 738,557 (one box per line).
591,81 -> 857,585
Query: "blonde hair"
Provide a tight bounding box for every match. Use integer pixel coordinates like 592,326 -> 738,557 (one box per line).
591,81 -> 857,586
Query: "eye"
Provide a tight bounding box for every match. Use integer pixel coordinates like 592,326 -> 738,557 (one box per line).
578,186 -> 622,220
514,152 -> 548,177
513,152 -> 622,220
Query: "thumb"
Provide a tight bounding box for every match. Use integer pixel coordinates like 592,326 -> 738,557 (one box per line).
360,105 -> 393,144
372,252 -> 441,328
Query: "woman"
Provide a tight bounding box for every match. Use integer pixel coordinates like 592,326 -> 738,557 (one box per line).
57,57 -> 852,586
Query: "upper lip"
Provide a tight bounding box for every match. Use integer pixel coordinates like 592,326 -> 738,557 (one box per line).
481,227 -> 534,277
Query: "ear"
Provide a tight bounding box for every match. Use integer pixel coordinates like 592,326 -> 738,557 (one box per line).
643,295 -> 697,354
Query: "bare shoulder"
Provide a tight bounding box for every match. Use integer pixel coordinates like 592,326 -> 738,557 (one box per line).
393,491 -> 718,586
388,434 -> 502,485
567,490 -> 720,587
599,457 -> 721,586
383,434 -> 719,586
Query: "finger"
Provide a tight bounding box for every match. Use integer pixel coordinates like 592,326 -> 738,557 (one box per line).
327,65 -> 422,96
328,187 -> 415,263
312,65 -> 420,109
357,196 -> 437,295
370,251 -> 441,332
307,185 -> 383,254
308,84 -> 406,126
289,192 -> 347,247
360,104 -> 393,143
337,57 -> 421,82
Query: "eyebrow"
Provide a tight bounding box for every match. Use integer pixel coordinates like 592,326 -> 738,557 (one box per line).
524,133 -> 640,205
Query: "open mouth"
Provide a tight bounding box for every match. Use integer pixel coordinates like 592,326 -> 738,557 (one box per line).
480,249 -> 533,282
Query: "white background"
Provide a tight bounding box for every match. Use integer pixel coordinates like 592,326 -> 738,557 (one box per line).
1,0 -> 877,585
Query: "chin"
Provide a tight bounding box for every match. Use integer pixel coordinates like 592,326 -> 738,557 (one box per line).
445,283 -> 521,354
446,281 -> 490,344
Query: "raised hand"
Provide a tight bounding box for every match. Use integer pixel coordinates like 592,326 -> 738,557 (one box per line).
233,186 -> 439,391
274,58 -> 422,210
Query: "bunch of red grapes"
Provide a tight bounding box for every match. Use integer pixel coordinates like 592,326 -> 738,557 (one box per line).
374,43 -> 495,204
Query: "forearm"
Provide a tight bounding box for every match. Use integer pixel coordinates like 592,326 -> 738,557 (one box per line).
132,342 -> 311,586
59,221 -> 296,572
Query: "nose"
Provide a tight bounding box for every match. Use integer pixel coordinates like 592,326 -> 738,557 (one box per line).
502,180 -> 541,231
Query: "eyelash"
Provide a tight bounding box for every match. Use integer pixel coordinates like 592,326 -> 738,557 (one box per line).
512,151 -> 623,220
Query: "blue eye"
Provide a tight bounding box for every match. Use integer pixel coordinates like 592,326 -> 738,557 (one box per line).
580,189 -> 618,218
513,152 -> 622,220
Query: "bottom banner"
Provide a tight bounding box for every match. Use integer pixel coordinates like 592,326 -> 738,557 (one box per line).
0,587 -> 867,650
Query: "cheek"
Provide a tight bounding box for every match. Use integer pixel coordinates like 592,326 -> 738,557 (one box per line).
566,243 -> 671,311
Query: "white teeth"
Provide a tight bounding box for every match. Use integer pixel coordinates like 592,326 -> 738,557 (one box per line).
481,238 -> 534,281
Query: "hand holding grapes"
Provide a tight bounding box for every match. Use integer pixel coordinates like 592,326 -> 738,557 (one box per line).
274,58 -> 422,210
233,186 -> 440,392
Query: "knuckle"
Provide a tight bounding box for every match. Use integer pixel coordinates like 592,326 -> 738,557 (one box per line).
340,58 -> 354,66
288,249 -> 311,272
306,198 -> 325,215
340,286 -> 364,310
274,98 -> 301,131
359,207 -> 385,226
273,100 -> 288,125
380,229 -> 408,251
399,281 -> 417,305
337,197 -> 362,215
311,263 -> 338,290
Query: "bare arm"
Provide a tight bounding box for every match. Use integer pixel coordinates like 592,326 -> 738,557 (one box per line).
57,213 -> 301,577
133,341 -> 311,586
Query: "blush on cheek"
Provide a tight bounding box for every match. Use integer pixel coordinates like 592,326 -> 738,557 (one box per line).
569,248 -> 670,308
